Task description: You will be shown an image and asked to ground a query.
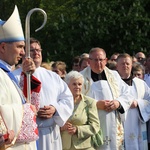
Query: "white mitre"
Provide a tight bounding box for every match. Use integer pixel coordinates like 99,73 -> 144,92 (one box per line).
0,5 -> 24,43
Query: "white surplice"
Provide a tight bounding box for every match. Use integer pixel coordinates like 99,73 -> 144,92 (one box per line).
124,77 -> 150,150
13,66 -> 74,150
0,63 -> 37,150
144,74 -> 150,144
144,74 -> 150,87
80,66 -> 132,150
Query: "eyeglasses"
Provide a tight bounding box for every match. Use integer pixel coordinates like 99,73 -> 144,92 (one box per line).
30,49 -> 42,53
89,58 -> 106,62
137,57 -> 145,60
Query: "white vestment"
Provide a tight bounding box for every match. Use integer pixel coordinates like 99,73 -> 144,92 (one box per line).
0,61 -> 37,150
13,67 -> 74,150
144,74 -> 150,143
144,74 -> 150,87
124,77 -> 150,150
80,67 -> 132,150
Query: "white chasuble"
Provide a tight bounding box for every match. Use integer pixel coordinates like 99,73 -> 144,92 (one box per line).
0,68 -> 36,150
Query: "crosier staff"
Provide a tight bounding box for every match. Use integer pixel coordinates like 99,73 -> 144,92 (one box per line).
25,8 -> 47,102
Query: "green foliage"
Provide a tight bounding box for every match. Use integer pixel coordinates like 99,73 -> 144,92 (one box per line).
0,0 -> 150,70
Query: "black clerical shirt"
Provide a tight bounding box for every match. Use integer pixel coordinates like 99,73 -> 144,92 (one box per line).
122,75 -> 133,86
91,70 -> 107,81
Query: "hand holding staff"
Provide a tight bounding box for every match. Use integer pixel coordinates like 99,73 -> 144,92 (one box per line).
25,8 -> 47,102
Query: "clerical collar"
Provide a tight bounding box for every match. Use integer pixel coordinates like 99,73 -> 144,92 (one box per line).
91,70 -> 107,82
122,75 -> 133,86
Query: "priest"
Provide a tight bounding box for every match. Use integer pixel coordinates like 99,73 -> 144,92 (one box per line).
116,53 -> 150,150
80,47 -> 132,150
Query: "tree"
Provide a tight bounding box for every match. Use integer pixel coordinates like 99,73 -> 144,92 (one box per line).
1,0 -> 150,70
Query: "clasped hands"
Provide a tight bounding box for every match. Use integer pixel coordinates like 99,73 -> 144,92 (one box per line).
130,100 -> 138,108
60,122 -> 77,135
97,100 -> 120,112
37,105 -> 56,119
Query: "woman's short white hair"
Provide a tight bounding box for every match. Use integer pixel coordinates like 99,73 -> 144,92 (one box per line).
64,71 -> 84,85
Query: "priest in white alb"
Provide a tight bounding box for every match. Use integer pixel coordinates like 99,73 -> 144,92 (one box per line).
116,53 -> 150,150
80,48 -> 132,150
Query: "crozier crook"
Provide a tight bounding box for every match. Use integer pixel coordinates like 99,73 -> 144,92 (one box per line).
25,8 -> 47,102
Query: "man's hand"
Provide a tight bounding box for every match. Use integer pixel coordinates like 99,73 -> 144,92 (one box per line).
37,105 -> 56,119
5,130 -> 15,144
105,100 -> 120,112
22,58 -> 35,74
130,100 -> 138,108
97,100 -> 110,110
97,100 -> 120,112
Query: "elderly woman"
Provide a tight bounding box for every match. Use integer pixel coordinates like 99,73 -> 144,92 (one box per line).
61,71 -> 100,150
